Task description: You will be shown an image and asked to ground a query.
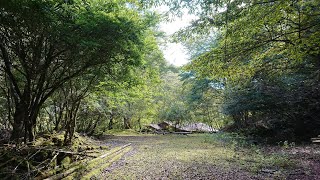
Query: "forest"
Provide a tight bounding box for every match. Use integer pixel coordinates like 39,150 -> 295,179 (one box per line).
0,0 -> 319,179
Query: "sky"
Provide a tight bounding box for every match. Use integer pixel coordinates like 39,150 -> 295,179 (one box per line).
157,8 -> 197,67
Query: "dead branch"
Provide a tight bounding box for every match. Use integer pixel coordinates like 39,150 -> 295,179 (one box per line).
35,148 -> 97,158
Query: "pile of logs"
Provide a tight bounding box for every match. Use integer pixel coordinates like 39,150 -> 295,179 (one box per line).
311,135 -> 320,144
39,143 -> 132,179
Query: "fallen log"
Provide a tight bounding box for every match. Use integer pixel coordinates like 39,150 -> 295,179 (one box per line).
311,137 -> 320,143
35,148 -> 97,158
312,140 -> 320,143
82,146 -> 132,179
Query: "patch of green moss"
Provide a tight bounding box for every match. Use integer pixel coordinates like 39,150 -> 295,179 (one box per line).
61,156 -> 71,167
52,135 -> 64,146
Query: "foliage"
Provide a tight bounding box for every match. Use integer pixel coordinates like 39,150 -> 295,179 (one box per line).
0,0 -> 162,142
180,71 -> 229,129
81,28 -> 167,132
1,0 -> 319,145
168,0 -> 320,141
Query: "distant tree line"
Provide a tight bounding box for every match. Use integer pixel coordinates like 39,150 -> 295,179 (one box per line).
173,0 -> 320,141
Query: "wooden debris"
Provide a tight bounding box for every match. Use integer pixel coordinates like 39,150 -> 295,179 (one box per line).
43,143 -> 132,180
311,136 -> 320,144
35,148 -> 97,158
147,124 -> 162,131
145,121 -> 217,134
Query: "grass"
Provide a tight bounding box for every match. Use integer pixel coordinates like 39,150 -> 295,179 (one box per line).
14,132 -> 297,179
101,133 -> 296,179
206,133 -> 295,171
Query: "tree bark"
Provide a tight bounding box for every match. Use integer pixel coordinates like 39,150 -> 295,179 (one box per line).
108,113 -> 114,130
10,102 -> 26,142
138,117 -> 141,130
64,100 -> 80,145
88,114 -> 101,136
12,102 -> 42,142
124,117 -> 131,129
54,102 -> 65,132
27,106 -> 40,142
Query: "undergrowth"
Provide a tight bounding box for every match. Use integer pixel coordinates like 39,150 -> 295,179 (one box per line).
0,132 -> 107,179
206,133 -> 296,172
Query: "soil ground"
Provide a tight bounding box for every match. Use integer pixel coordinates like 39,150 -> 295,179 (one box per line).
95,133 -> 320,180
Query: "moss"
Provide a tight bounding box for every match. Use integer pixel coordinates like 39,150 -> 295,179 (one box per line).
52,136 -> 64,147
49,157 -> 57,168
61,156 -> 71,167
62,175 -> 75,180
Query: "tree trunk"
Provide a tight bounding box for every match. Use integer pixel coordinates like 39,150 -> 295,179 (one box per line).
54,102 -> 65,132
64,100 -> 80,145
124,117 -> 131,129
138,117 -> 141,130
27,121 -> 35,142
10,102 -> 27,142
27,106 -> 40,142
88,114 -> 101,136
64,109 -> 73,145
85,119 -> 93,134
5,82 -> 13,128
108,113 -> 113,130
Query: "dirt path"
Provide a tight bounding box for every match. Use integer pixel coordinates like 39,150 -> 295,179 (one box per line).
96,134 -> 320,180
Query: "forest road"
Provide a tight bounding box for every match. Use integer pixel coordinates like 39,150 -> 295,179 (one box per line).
93,134 -> 320,180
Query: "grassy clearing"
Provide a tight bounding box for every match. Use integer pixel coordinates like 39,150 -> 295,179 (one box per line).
101,133 -> 297,179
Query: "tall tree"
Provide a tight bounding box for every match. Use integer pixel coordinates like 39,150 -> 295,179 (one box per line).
146,0 -> 320,140
181,0 -> 320,140
0,0 -> 148,142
